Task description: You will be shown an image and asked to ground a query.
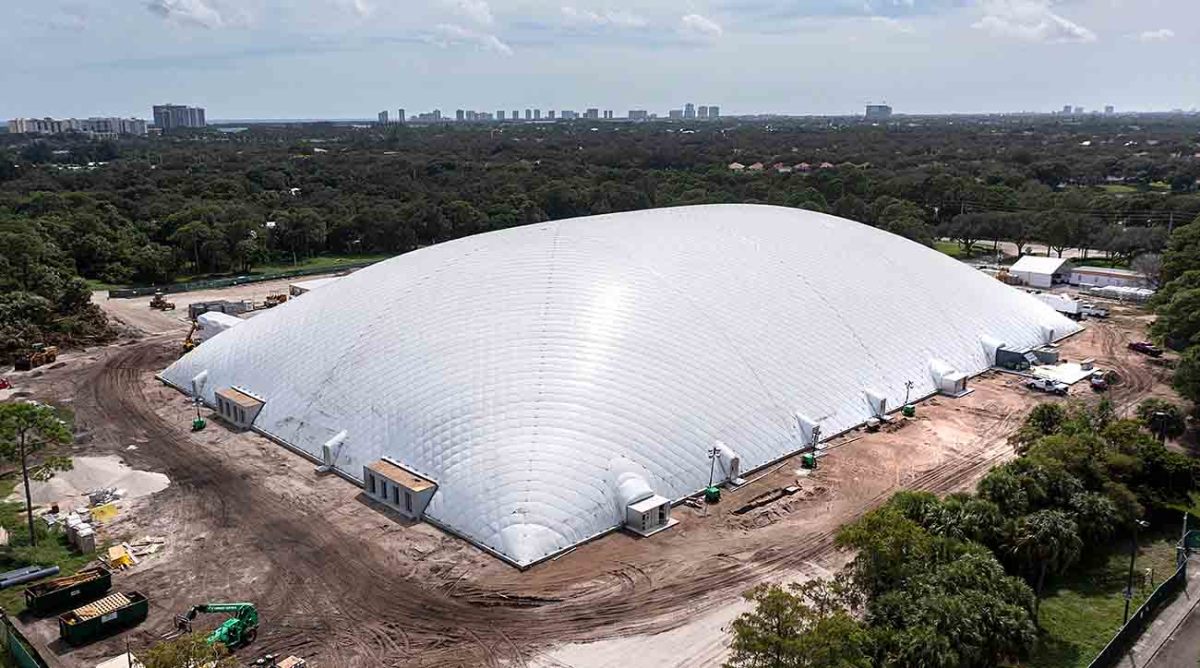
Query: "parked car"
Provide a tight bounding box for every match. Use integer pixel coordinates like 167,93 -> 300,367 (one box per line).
1128,341 -> 1164,357
1027,378 -> 1070,396
1090,374 -> 1109,391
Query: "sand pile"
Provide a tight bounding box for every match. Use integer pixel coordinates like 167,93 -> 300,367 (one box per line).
11,455 -> 170,506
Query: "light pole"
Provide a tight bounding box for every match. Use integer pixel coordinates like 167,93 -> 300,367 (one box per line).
1124,519 -> 1151,624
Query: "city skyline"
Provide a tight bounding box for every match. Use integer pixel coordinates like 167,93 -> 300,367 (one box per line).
2,1 -> 1197,120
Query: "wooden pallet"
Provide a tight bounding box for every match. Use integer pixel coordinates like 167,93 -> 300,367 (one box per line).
70,593 -> 131,622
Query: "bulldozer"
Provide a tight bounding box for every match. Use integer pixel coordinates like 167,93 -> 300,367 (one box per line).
175,602 -> 259,650
14,344 -> 58,371
149,293 -> 176,311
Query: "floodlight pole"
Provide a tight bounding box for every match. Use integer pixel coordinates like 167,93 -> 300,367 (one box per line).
903,380 -> 914,406
707,446 -> 719,487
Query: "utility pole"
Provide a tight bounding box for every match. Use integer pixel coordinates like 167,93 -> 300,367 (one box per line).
707,444 -> 720,487
1124,519 -> 1150,624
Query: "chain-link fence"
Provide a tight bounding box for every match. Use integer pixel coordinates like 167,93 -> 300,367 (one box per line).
108,260 -> 379,299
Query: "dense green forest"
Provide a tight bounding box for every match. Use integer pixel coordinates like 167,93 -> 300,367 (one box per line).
727,399 -> 1200,668
2,115 -> 1200,359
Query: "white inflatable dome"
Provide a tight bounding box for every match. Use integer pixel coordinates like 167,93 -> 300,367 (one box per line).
161,204 -> 1078,566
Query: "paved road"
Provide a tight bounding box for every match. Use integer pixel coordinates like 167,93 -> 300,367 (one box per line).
1147,577 -> 1200,667
1118,554 -> 1200,668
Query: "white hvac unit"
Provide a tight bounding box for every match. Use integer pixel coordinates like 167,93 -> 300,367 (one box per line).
863,389 -> 888,419
713,441 -> 743,485
318,430 -> 347,473
930,358 -> 971,398
613,469 -> 677,537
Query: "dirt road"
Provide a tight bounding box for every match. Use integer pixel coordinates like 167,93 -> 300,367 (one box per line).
10,308 -> 1173,667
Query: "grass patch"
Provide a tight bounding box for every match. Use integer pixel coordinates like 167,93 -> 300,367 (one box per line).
935,240 -> 1000,260
1028,530 -> 1183,667
1099,184 -> 1138,194
0,468 -> 98,616
89,252 -> 394,290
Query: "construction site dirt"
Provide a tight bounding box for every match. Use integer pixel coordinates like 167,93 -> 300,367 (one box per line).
5,298 -> 1178,668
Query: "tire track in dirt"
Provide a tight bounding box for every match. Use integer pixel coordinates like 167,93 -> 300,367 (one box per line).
62,334 -> 1166,666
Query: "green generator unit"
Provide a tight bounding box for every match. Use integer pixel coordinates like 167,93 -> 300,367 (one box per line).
24,566 -> 112,616
58,591 -> 149,646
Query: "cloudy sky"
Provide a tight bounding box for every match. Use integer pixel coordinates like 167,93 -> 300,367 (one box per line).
2,0 -> 1196,120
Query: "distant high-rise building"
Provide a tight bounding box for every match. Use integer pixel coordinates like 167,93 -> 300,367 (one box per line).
1074,106 -> 1084,114
628,110 -> 649,121
433,109 -> 442,121
378,110 -> 389,125
525,109 -> 532,120
547,110 -> 556,120
684,103 -> 695,119
397,109 -> 406,123
534,109 -> 541,120
497,110 -> 506,120
8,116 -> 147,136
561,110 -> 578,120
153,104 -> 206,130
668,109 -> 683,119
708,106 -> 720,119
512,109 -> 520,121
585,108 -> 599,119
864,104 -> 892,121
1104,105 -> 1115,114
603,110 -> 613,119
456,109 -> 465,121
698,106 -> 709,119
1062,105 -> 1073,114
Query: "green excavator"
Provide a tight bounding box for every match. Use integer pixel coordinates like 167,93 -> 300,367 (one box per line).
175,602 -> 260,650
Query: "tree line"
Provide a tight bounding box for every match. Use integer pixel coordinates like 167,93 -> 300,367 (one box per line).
2,116 -> 1199,361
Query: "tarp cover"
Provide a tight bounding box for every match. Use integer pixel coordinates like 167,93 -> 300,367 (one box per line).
161,204 -> 1080,566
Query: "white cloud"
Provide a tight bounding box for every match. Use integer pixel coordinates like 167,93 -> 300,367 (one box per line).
561,7 -> 648,28
145,0 -> 225,28
869,15 -> 914,34
972,0 -> 1096,44
343,0 -> 371,18
430,23 -> 512,54
442,0 -> 493,25
1137,28 -> 1174,42
679,13 -> 723,41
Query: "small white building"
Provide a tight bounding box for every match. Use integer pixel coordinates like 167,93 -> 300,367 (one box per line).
1009,256 -> 1072,289
1069,266 -> 1148,289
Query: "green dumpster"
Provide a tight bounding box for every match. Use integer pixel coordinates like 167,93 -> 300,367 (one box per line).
24,567 -> 112,617
58,591 -> 148,646
902,404 -> 916,417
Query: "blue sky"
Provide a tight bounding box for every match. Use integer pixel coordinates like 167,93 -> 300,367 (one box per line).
2,0 -> 1196,120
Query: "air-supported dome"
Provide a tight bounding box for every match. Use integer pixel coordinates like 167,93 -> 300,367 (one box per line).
162,204 -> 1079,566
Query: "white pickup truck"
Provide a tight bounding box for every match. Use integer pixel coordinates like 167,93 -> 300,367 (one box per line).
1027,378 -> 1070,396
1080,302 -> 1109,318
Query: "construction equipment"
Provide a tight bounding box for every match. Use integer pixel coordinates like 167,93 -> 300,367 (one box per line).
175,602 -> 260,650
149,293 -> 176,311
0,377 -> 10,390
14,343 -> 58,371
263,293 -> 288,308
182,321 -> 199,354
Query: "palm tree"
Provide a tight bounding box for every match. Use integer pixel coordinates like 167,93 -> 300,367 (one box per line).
1009,509 -> 1083,622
